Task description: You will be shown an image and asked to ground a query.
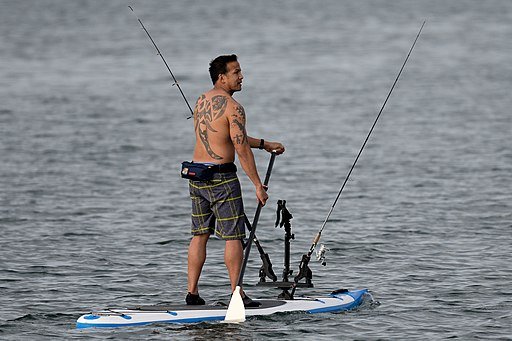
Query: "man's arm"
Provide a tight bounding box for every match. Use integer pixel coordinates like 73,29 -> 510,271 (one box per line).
228,103 -> 268,205
247,136 -> 285,154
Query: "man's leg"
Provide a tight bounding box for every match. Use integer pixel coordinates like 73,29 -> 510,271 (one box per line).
187,233 -> 210,294
225,239 -> 261,307
224,239 -> 243,292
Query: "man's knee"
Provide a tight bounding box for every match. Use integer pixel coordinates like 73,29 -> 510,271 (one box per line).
225,239 -> 243,246
190,233 -> 210,245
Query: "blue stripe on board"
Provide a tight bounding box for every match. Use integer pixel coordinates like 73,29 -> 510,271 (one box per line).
76,315 -> 225,328
307,288 -> 368,314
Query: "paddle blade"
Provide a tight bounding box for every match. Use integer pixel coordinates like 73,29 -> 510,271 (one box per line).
223,286 -> 246,323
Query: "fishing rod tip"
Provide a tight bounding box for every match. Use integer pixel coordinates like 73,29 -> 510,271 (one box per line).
128,5 -> 134,11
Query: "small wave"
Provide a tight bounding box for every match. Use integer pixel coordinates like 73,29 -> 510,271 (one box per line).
8,314 -> 36,322
8,312 -> 77,323
0,217 -> 29,223
135,118 -> 151,124
119,144 -> 141,152
0,278 -> 22,283
62,232 -> 98,237
156,239 -> 175,245
40,96 -> 70,105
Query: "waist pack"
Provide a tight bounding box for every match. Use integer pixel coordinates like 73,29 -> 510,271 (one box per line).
181,161 -> 237,181
181,161 -> 215,181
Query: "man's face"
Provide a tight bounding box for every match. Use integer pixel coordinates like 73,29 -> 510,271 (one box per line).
221,61 -> 243,93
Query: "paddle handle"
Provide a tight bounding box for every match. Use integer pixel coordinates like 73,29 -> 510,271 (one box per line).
236,151 -> 277,287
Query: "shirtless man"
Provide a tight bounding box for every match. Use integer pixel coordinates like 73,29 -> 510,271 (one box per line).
186,54 -> 285,306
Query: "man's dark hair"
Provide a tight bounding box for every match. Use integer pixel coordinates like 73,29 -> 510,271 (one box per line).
209,54 -> 238,85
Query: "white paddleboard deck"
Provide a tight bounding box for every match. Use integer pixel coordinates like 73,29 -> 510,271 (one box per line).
77,288 -> 368,328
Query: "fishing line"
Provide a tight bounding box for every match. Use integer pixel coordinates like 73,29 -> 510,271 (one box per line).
291,20 -> 426,296
128,6 -> 193,119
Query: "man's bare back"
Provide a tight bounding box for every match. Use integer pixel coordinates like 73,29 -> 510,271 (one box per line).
192,89 -> 245,164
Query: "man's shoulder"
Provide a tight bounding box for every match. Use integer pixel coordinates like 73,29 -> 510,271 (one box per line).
225,99 -> 245,121
229,97 -> 243,108
196,90 -> 244,120
202,89 -> 230,99
207,92 -> 242,109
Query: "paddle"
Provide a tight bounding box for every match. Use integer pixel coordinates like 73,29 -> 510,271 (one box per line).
224,151 -> 277,323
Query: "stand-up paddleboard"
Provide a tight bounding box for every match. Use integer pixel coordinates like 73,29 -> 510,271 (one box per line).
76,288 -> 368,328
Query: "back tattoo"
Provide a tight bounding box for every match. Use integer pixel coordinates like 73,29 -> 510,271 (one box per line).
194,95 -> 228,160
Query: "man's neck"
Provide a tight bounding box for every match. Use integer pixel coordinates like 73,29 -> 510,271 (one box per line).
213,84 -> 234,96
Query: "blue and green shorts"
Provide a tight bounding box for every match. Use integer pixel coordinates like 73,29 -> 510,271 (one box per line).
189,172 -> 246,240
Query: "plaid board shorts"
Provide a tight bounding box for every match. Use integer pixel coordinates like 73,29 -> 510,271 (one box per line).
189,172 -> 246,240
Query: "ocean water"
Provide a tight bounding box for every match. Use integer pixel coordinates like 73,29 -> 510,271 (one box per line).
1,0 -> 511,339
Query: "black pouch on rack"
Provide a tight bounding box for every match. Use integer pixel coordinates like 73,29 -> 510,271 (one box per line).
181,161 -> 214,181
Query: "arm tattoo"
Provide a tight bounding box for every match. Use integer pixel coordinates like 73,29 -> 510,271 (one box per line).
194,95 -> 228,160
233,133 -> 245,144
235,105 -> 246,120
231,118 -> 248,145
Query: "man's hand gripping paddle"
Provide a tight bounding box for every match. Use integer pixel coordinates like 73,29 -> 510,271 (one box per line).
224,152 -> 277,323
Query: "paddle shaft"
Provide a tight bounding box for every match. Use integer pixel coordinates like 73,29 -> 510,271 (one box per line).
236,152 -> 277,287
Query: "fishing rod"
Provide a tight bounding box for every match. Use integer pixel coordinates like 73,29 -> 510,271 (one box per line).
290,20 -> 426,297
128,5 -> 193,119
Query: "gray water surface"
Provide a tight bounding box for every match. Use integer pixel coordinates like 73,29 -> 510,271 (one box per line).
1,0 -> 511,339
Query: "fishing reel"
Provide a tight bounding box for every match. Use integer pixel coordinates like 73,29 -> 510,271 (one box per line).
315,244 -> 330,266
